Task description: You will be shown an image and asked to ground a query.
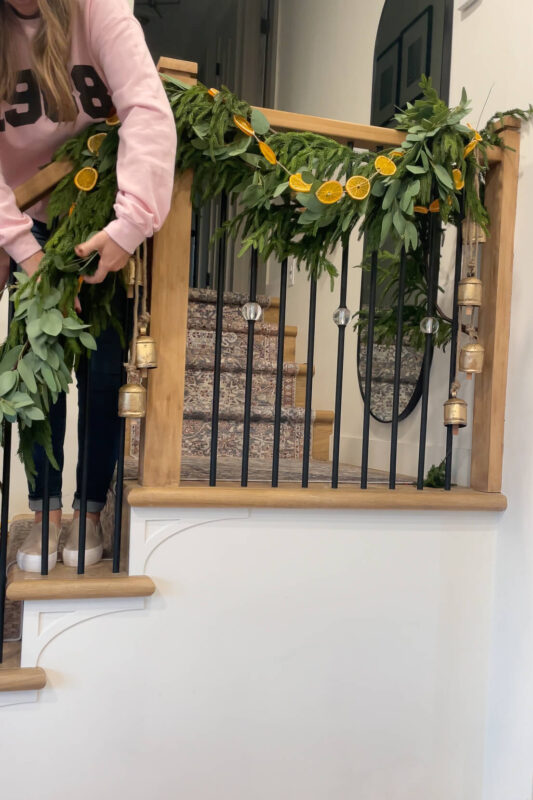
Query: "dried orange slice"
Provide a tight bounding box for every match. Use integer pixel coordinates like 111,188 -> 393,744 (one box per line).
467,123 -> 483,142
259,142 -> 277,165
414,205 -> 429,214
429,199 -> 440,213
74,166 -> 98,192
208,88 -> 219,98
453,168 -> 464,190
87,132 -> 107,155
390,150 -> 405,158
233,114 -> 254,137
105,113 -> 120,126
316,180 -> 344,205
375,155 -> 397,176
289,173 -> 312,193
464,140 -> 478,158
345,175 -> 371,200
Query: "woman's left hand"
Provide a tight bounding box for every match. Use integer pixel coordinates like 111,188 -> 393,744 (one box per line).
75,231 -> 130,284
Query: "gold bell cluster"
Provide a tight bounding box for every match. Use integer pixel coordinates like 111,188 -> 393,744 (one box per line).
118,328 -> 158,419
118,245 -> 158,419
443,214 -> 486,433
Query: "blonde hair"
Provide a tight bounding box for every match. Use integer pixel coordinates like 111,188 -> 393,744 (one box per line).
0,0 -> 78,122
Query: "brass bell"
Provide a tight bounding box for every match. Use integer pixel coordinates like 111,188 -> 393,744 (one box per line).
458,277 -> 482,317
135,325 -> 157,371
118,382 -> 146,418
443,395 -> 467,432
462,220 -> 487,245
459,342 -> 485,379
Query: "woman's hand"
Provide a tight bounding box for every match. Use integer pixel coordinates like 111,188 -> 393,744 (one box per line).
20,249 -> 44,278
75,231 -> 130,284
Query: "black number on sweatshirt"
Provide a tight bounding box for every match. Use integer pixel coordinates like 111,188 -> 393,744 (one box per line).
0,66 -> 113,131
5,69 -> 42,128
71,65 -> 113,119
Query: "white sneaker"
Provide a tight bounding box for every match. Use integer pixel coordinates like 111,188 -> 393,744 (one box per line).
62,518 -> 104,568
16,522 -> 61,573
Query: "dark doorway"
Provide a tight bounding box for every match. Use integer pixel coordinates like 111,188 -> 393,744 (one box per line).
135,0 -> 277,290
358,0 -> 454,424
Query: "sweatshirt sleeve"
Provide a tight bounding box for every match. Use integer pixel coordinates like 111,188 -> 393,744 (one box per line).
86,0 -> 177,253
0,162 -> 42,264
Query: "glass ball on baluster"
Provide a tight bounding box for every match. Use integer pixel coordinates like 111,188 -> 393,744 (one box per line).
420,316 -> 440,335
333,306 -> 351,327
241,302 -> 263,322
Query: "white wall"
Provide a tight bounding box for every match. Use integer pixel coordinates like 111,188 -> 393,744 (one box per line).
1,506 -> 498,800
448,2 -> 533,799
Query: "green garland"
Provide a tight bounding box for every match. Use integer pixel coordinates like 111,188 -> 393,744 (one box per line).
0,75 -> 531,481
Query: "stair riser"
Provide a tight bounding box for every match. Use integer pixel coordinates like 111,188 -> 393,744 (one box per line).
189,302 -> 260,328
185,370 -> 296,409
188,329 -> 281,363
183,418 -> 308,461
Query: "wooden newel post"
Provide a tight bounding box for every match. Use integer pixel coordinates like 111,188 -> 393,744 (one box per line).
470,118 -> 521,492
138,59 -> 198,487
139,171 -> 193,487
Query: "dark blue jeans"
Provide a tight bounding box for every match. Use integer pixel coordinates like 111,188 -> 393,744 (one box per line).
13,220 -> 126,513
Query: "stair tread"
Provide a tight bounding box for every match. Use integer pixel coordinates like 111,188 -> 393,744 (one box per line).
6,561 -> 155,602
184,404 -> 333,423
0,642 -> 46,692
178,455 -> 412,484
189,287 -> 272,308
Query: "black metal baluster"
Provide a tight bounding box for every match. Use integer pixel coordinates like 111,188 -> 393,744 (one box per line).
302,276 -> 317,488
332,240 -> 350,488
0,419 -> 12,663
417,212 -> 442,489
445,213 -> 464,490
360,251 -> 379,489
40,459 -> 50,575
241,249 -> 259,487
191,212 -> 200,288
0,286 -> 14,661
272,259 -> 288,487
389,248 -> 408,489
77,358 -> 91,574
113,296 -> 131,574
209,193 -> 228,486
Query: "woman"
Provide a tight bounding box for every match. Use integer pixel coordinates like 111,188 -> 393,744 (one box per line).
0,0 -> 177,571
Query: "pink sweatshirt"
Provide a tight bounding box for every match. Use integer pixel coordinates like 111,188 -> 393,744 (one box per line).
0,0 -> 177,265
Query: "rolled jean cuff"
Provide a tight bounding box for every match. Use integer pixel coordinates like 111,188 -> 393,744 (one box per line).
72,497 -> 106,513
28,496 -> 62,512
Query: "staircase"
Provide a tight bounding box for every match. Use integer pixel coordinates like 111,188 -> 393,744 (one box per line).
129,287 -> 335,475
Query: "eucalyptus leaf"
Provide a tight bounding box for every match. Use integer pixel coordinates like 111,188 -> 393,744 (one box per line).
41,364 -> 57,393
79,331 -> 97,350
273,182 -> 289,198
11,392 -> 34,408
42,289 -> 62,310
433,163 -> 454,190
251,108 -> 270,136
25,406 -> 45,421
41,309 -> 63,337
0,345 -> 23,373
18,357 -> 37,394
0,370 -> 17,396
